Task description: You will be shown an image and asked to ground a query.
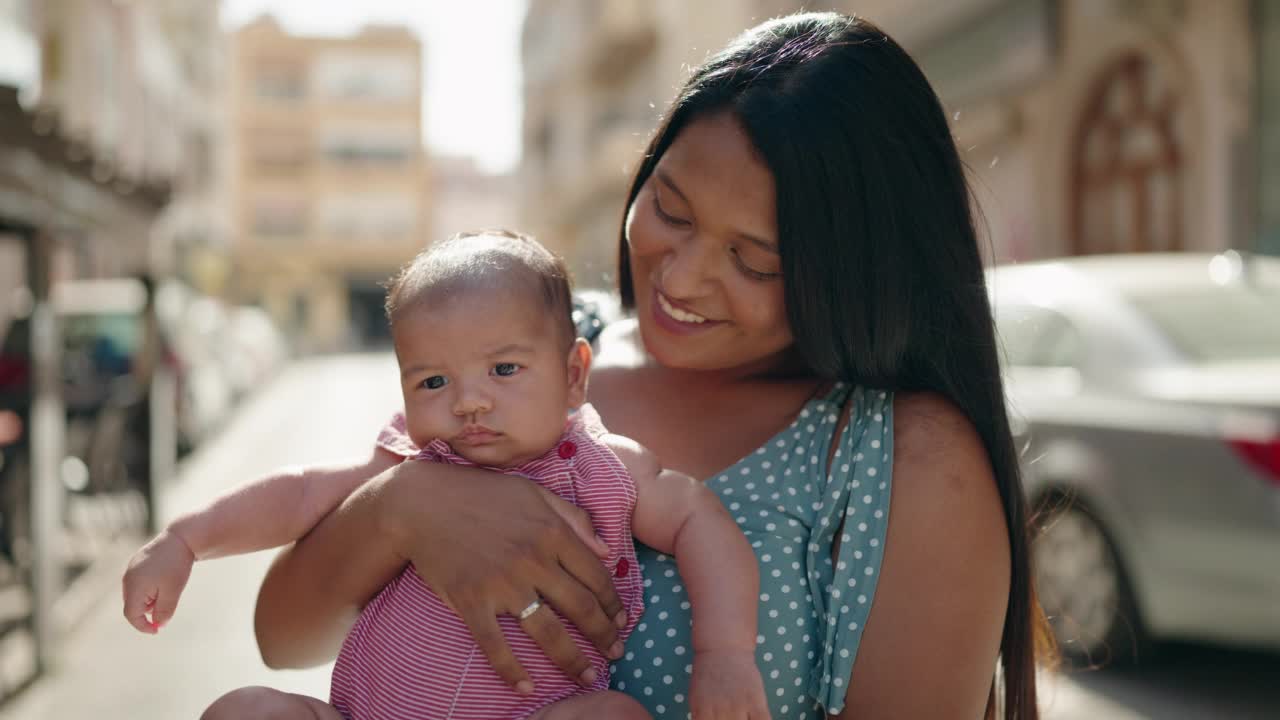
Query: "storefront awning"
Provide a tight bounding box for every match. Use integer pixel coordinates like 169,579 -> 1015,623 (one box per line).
0,84 -> 170,234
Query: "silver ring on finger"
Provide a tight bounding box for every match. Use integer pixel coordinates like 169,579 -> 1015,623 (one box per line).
516,598 -> 544,621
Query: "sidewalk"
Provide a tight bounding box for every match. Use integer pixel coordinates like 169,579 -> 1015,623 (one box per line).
0,354 -> 401,719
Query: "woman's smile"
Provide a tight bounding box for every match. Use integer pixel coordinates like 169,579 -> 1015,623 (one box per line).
652,287 -> 722,335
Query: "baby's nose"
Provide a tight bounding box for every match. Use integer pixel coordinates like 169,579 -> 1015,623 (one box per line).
453,387 -> 493,415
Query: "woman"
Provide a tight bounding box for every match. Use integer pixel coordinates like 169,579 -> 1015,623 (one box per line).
254,12 -> 1049,719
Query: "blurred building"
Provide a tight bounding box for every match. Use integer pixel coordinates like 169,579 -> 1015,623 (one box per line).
228,17 -> 429,350
521,0 -> 1277,281
430,155 -> 520,244
1259,0 -> 1280,257
522,0 -> 798,287
0,0 -> 220,695
0,0 -> 220,290
150,1 -> 231,295
1,0 -> 222,346
867,0 -> 1262,264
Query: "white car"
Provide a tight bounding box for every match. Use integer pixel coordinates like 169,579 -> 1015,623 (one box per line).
989,252 -> 1280,663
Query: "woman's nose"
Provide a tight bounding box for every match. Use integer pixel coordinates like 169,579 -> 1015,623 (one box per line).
660,235 -> 716,298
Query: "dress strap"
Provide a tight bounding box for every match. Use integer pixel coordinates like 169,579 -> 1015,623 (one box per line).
819,381 -> 855,405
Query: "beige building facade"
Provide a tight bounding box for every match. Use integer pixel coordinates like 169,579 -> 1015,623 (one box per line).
1,0 -> 221,286
521,0 -> 1274,285
430,155 -> 521,243
228,17 -> 429,350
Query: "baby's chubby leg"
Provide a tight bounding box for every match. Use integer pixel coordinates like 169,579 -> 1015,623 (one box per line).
201,686 -> 344,720
529,690 -> 652,720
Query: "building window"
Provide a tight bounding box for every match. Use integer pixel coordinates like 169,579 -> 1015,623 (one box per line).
323,142 -> 410,166
254,59 -> 305,100
1071,53 -> 1184,255
320,126 -> 416,167
319,192 -> 416,241
533,121 -> 554,168
250,130 -> 309,173
252,195 -> 307,238
313,51 -> 416,102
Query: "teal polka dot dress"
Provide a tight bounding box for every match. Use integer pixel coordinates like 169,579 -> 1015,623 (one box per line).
608,382 -> 894,718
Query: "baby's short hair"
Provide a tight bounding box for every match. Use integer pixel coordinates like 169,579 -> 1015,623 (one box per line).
384,229 -> 576,347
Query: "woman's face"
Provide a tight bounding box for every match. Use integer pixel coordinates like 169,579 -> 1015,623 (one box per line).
626,111 -> 794,374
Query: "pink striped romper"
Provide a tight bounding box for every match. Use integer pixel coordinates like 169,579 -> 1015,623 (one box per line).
329,404 -> 645,719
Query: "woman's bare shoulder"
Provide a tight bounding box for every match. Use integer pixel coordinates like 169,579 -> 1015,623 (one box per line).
888,392 -> 1006,532
892,392 -> 990,475
835,391 -> 1009,717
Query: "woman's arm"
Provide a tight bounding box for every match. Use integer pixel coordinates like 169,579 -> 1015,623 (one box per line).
252,458 -> 410,668
253,458 -> 629,688
831,393 -> 1010,720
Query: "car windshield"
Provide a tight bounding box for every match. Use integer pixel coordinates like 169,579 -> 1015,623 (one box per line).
63,313 -> 141,376
1128,282 -> 1280,363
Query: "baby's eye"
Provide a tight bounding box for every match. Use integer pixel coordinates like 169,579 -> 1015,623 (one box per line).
492,363 -> 520,377
422,375 -> 448,390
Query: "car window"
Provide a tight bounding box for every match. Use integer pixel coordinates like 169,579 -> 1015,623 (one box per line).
1127,284 -> 1280,363
995,305 -> 1083,368
63,313 -> 140,377
1037,315 -> 1084,367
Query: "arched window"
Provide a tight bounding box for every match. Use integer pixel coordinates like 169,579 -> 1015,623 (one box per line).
1071,54 -> 1184,255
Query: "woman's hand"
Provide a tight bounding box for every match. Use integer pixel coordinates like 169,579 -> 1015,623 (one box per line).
383,466 -> 629,691
253,456 -> 627,691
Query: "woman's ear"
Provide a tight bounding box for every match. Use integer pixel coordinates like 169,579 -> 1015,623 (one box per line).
566,338 -> 593,408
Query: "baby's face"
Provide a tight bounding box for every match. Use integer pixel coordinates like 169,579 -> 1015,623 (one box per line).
392,287 -> 586,467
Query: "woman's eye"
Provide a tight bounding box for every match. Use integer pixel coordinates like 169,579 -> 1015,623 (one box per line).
423,375 -> 448,390
493,363 -> 520,377
731,247 -> 782,282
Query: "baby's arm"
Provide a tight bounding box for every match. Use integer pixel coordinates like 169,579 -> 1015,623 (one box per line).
603,435 -> 770,719
122,446 -> 401,633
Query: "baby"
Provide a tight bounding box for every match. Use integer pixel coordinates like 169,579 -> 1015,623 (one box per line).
122,231 -> 769,719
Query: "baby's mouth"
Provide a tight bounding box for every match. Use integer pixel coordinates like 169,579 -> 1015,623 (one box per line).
455,426 -> 501,444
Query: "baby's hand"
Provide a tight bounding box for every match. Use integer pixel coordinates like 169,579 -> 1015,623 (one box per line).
690,649 -> 771,719
121,529 -> 195,633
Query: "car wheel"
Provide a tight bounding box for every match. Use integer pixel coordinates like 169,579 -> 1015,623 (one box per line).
1033,500 -> 1148,667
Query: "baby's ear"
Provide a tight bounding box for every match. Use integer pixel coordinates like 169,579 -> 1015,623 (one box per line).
566,338 -> 592,408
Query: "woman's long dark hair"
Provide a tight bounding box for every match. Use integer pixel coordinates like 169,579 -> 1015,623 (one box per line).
617,13 -> 1050,719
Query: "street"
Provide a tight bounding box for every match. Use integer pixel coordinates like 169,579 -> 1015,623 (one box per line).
2,354 -> 1277,719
